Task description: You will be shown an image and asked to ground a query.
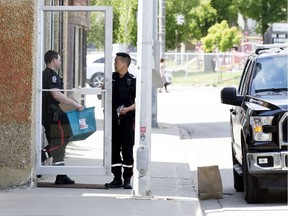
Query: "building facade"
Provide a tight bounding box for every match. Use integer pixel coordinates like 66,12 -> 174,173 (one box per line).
0,0 -> 90,188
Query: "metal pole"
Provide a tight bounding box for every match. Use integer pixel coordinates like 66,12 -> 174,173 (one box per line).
151,0 -> 159,128
133,0 -> 153,196
159,0 -> 166,58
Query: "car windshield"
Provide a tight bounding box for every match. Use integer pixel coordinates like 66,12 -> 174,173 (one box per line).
93,57 -> 105,63
251,55 -> 288,93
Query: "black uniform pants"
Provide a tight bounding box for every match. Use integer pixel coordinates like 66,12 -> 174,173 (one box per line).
111,123 -> 135,181
43,111 -> 71,164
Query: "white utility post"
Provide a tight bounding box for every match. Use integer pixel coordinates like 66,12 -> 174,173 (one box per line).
133,0 -> 153,196
159,0 -> 166,58
151,0 -> 159,128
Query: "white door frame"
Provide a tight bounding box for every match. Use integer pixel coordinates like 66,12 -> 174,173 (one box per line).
35,4 -> 113,176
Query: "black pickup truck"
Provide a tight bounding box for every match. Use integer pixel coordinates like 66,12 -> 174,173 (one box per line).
221,45 -> 288,203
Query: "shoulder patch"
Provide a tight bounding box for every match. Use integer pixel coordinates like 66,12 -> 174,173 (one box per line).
52,75 -> 57,83
128,73 -> 136,79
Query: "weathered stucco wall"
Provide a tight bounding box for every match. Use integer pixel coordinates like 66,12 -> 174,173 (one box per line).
0,0 -> 37,188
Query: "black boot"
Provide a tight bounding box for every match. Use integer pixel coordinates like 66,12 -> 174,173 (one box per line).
105,179 -> 123,188
55,175 -> 75,185
123,180 -> 132,189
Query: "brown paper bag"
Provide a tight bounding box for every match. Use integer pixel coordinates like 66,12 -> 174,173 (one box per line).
197,165 -> 223,200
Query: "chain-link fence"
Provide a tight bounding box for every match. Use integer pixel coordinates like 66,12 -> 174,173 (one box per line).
165,52 -> 249,73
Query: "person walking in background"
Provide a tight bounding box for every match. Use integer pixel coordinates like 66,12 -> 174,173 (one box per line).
104,52 -> 136,189
159,58 -> 171,93
41,50 -> 83,184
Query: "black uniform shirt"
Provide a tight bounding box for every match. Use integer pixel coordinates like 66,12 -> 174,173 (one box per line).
42,68 -> 63,123
112,72 -> 136,125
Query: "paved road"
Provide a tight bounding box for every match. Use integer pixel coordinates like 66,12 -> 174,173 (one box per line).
157,86 -> 288,216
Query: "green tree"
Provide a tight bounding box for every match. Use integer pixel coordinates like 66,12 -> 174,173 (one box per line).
165,0 -> 193,49
86,10 -> 105,50
111,0 -> 138,46
187,0 -> 217,41
201,20 -> 242,52
210,0 -> 239,26
90,0 -> 138,48
165,0 -> 240,50
237,0 -> 287,37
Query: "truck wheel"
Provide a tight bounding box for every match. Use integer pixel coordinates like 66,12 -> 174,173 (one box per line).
242,147 -> 265,203
232,149 -> 244,192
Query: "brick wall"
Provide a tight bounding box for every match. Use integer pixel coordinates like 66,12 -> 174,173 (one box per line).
0,0 -> 37,188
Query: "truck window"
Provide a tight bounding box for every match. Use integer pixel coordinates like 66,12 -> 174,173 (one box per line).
238,58 -> 253,95
251,56 -> 287,93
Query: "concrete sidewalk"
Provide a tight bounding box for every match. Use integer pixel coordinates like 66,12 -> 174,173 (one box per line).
0,123 -> 202,216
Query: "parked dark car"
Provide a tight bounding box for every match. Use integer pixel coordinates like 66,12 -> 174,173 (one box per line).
221,45 -> 288,203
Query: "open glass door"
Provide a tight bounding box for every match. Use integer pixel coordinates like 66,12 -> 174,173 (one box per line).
35,4 -> 113,184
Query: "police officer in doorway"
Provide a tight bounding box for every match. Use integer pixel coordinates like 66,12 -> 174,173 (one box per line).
41,50 -> 84,184
105,52 -> 136,189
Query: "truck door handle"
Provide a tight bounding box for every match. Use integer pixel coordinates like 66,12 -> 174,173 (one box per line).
230,108 -> 236,115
